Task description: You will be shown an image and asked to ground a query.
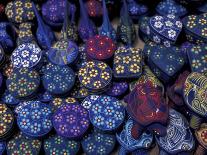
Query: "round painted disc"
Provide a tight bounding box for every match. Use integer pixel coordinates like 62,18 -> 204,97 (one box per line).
52,104 -> 90,138
89,95 -> 125,131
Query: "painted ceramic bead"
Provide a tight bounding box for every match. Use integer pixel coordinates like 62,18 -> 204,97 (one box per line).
156,109 -> 195,155
148,14 -> 182,47
156,0 -> 187,17
2,90 -> 20,107
86,35 -> 116,60
32,2 -> 55,50
106,82 -> 128,97
117,0 -> 136,46
0,22 -> 15,53
78,61 -> 112,92
44,134 -> 80,155
41,0 -> 75,27
147,44 -> 185,82
11,43 -> 42,69
182,13 -> 207,44
49,97 -> 79,112
42,63 -> 75,95
187,44 -> 207,74
17,22 -> 35,45
16,101 -> 53,138
0,103 -> 14,140
116,119 -> 153,154
113,46 -> 143,79
99,0 -> 116,41
78,0 -> 97,42
81,130 -> 116,155
5,0 -> 36,24
124,79 -> 168,138
52,104 -> 90,138
6,68 -> 40,99
7,132 -> 42,155
89,95 -> 125,131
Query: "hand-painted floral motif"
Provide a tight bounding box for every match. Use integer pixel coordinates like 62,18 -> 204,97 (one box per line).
78,61 -> 112,91
89,95 -> 125,131
44,134 -> 80,155
49,97 -> 79,112
6,68 -> 40,99
156,109 -> 194,154
86,35 -> 116,60
53,104 -> 90,138
7,132 -> 41,155
106,82 -> 128,97
11,43 -> 42,69
183,13 -> 207,44
70,80 -> 90,99
41,0 -> 75,27
81,95 -> 100,110
0,103 -> 14,139
5,0 -> 36,24
113,46 -> 142,78
183,72 -> 207,117
149,14 -> 182,47
49,39 -> 79,66
42,63 -> 75,95
156,0 -> 187,17
187,44 -> 207,74
81,130 -> 116,155
147,45 -> 185,82
16,101 -> 52,137
2,90 -> 20,107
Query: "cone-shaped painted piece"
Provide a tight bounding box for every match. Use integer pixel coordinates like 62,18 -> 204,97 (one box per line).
62,0 -> 69,40
122,0 -> 132,25
99,0 -> 116,41
32,2 -> 55,49
78,0 -> 97,41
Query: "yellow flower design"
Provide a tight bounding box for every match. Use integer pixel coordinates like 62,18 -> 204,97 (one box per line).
65,97 -> 76,104
199,18 -> 207,25
89,69 -> 98,77
3,114 -> 13,123
6,10 -> 13,18
123,56 -> 131,64
15,16 -> 22,23
130,64 -> 140,73
114,56 -> 121,64
25,2 -> 32,8
53,98 -> 62,106
101,72 -> 110,80
87,61 -> 95,68
78,68 -> 87,76
98,63 -> 107,70
82,77 -> 91,85
187,20 -> 196,29
115,65 -> 124,74
0,104 -> 7,114
202,28 -> 207,37
132,55 -> 141,62
27,11 -> 35,20
16,8 -> 23,15
94,81 -> 102,88
0,123 -> 6,135
15,1 -> 22,7
79,88 -> 88,96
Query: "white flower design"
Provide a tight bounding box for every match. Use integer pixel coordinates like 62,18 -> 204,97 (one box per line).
175,21 -> 182,28
165,21 -> 173,27
168,30 -> 176,39
154,16 -> 163,20
167,14 -> 175,19
153,35 -> 161,43
21,50 -> 29,58
30,54 -> 39,63
22,60 -> 30,67
154,21 -> 163,29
